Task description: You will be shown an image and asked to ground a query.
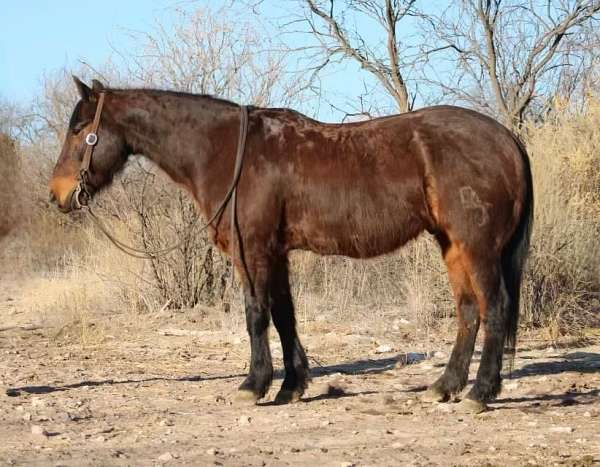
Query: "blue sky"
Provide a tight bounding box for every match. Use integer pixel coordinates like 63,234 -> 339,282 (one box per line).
0,1 -> 181,102
0,1 -> 425,121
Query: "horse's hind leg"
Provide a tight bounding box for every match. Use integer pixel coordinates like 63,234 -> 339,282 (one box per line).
460,254 -> 509,412
423,240 -> 480,402
269,257 -> 310,404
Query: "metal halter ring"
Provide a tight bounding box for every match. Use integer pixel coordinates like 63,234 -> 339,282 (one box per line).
85,132 -> 98,146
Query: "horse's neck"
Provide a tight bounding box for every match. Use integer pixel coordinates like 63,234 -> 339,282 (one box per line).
114,91 -> 240,204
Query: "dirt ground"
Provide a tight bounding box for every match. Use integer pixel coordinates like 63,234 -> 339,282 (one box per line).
1,279 -> 599,467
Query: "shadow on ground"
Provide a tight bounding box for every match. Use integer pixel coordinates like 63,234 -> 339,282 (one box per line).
4,353 -> 425,398
6,352 -> 598,405
509,352 -> 600,379
5,373 -> 245,397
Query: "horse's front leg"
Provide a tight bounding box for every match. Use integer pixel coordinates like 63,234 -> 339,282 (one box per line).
236,258 -> 274,403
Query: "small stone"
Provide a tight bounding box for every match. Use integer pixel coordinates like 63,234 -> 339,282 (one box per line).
321,420 -> 332,427
489,446 -> 496,452
22,412 -> 32,421
30,425 -> 48,437
433,351 -> 447,359
436,403 -> 453,413
341,462 -> 355,467
159,419 -> 174,427
549,426 -> 574,433
206,448 -> 218,456
376,344 -> 393,353
158,452 -> 174,462
583,411 -> 591,417
238,415 -> 252,426
95,435 -> 106,443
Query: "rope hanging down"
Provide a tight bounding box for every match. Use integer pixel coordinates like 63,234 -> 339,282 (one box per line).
84,105 -> 249,260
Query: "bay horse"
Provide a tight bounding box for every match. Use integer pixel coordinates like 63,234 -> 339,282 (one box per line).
49,77 -> 533,412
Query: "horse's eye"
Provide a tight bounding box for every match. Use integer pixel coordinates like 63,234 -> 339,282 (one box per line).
72,121 -> 89,135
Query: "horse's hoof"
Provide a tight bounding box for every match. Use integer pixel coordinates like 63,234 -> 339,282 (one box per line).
235,389 -> 259,405
457,397 -> 488,414
274,389 -> 302,405
421,386 -> 448,403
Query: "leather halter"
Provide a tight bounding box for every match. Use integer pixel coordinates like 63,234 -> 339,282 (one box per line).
71,91 -> 106,210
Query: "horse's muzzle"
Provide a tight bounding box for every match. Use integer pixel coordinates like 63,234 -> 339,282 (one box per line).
51,183 -> 91,213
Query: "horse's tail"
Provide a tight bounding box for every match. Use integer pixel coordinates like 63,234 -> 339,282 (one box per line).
502,135 -> 534,356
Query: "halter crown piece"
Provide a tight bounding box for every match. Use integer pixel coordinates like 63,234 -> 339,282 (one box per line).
72,91 -> 106,210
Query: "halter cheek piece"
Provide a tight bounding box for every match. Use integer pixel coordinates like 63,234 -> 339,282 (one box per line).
71,92 -> 106,210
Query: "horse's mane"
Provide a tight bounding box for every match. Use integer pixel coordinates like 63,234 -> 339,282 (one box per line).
107,87 -> 239,108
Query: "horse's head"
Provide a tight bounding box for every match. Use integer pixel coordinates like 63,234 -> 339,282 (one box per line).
49,76 -> 128,213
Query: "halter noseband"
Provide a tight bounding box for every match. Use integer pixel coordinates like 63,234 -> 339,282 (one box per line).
71,91 -> 106,210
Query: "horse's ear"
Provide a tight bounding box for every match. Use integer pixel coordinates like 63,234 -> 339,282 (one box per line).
72,75 -> 91,101
91,79 -> 106,92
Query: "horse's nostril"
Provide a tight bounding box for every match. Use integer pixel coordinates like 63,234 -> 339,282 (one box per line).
49,192 -> 57,204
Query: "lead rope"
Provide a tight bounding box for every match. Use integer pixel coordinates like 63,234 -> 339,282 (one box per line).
84,105 -> 249,261
229,103 -> 249,287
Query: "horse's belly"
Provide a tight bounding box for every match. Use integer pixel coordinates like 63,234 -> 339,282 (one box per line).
287,197 -> 429,258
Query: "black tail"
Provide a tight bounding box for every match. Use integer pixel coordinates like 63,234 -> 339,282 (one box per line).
502,136 -> 534,354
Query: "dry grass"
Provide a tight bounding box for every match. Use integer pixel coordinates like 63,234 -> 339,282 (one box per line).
520,98 -> 600,339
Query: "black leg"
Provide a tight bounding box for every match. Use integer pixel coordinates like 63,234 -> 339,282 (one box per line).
426,298 -> 479,401
269,258 -> 310,403
461,261 -> 508,412
465,279 -> 507,402
237,279 -> 273,402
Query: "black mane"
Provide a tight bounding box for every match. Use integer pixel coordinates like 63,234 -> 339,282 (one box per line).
108,87 -> 239,107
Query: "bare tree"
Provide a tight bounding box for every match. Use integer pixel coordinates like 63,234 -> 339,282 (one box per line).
296,0 -> 421,114
118,6 -> 309,107
423,0 -> 600,127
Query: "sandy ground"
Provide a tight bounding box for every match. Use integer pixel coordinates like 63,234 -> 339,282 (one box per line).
1,279 -> 599,467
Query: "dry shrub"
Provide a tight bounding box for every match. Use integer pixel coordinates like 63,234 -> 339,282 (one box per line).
134,177 -> 231,310
290,233 -> 452,339
92,166 -> 234,311
0,133 -> 20,238
521,98 -> 600,339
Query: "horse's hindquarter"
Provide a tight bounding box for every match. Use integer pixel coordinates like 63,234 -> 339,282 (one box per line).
256,111 -> 433,258
413,106 -> 527,255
